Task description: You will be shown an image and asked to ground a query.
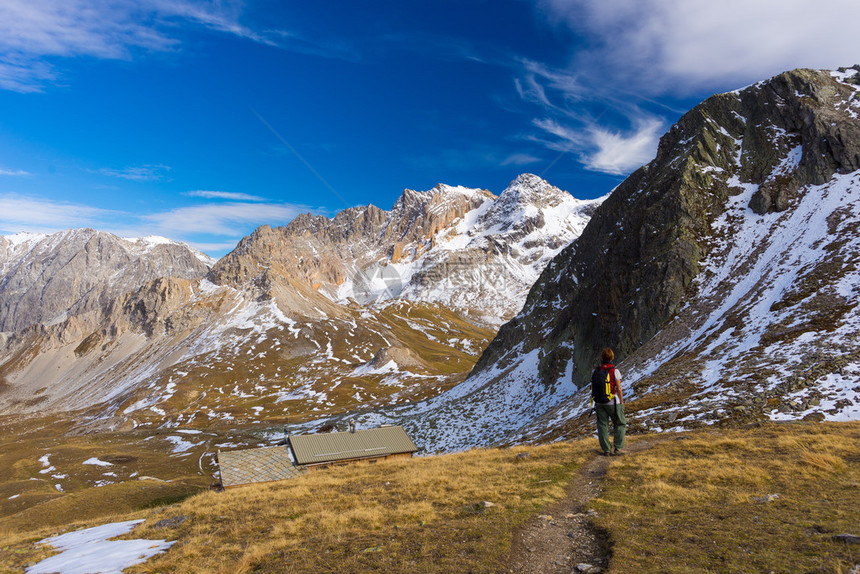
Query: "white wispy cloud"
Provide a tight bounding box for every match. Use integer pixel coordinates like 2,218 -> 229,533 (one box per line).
0,168 -> 31,176
530,112 -> 662,176
539,0 -> 860,92
514,0 -> 859,177
519,60 -> 583,107
582,118 -> 663,175
513,56 -> 665,176
185,190 -> 266,201
532,118 -> 587,149
142,201 -> 311,236
0,0 -> 289,92
501,153 -> 542,167
0,192 -> 318,257
182,240 -> 245,254
148,0 -> 277,47
96,164 -> 171,181
0,194 -> 118,232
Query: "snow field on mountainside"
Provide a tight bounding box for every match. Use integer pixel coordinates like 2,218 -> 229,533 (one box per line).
332,176 -> 599,321
322,344 -> 580,452
770,365 -> 860,422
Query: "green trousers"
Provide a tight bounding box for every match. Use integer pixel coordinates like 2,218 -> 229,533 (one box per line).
596,402 -> 627,453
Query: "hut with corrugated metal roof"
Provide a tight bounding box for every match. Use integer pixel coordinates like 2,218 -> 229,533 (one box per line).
216,424 -> 418,488
289,424 -> 418,470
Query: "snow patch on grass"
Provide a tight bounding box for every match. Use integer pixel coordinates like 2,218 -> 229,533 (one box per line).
26,519 -> 173,574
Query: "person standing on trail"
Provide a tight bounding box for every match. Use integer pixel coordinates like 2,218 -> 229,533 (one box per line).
592,347 -> 626,456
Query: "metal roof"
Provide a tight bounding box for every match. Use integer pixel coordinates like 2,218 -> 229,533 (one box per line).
289,425 -> 418,465
218,445 -> 306,488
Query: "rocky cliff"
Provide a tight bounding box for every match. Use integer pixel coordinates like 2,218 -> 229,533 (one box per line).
477,66 -> 860,386
0,230 -> 213,335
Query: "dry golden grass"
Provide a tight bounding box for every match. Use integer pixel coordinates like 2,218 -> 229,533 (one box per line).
1,422 -> 857,574
0,480 -> 203,534
593,421 -> 860,573
0,439 -> 592,574
0,415 -> 216,530
123,440 -> 590,573
104,301 -> 496,429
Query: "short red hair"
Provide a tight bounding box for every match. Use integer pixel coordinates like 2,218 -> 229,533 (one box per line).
601,347 -> 614,363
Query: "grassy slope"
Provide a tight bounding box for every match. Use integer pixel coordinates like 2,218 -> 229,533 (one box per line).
0,422 -> 857,573
107,301 -> 496,429
594,423 -> 860,573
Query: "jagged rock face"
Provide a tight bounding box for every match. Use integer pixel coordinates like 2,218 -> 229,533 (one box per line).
209,175 -> 599,323
474,68 -> 860,388
0,230 -> 212,334
207,186 -> 491,298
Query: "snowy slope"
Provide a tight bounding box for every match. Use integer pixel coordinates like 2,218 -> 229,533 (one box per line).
122,235 -> 217,267
625,168 -> 860,424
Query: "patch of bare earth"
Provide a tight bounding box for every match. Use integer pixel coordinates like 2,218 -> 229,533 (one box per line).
508,438 -> 661,574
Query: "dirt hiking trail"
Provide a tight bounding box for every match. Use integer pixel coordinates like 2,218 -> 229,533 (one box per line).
508,437 -> 668,573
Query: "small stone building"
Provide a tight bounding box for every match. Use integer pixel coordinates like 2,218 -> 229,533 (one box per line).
217,445 -> 306,489
217,425 -> 418,488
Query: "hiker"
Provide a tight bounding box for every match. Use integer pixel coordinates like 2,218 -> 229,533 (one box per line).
592,347 -> 626,456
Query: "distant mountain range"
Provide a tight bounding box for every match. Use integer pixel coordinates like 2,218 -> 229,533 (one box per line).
208,173 -> 599,324
0,231 -> 213,334
0,174 -> 598,430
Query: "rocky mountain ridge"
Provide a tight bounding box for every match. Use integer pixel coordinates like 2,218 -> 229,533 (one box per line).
210,174 -> 600,324
0,229 -> 213,336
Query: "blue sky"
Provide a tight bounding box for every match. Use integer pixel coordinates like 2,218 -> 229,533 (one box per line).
0,0 -> 858,257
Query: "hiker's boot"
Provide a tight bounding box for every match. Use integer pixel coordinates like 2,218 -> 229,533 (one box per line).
612,448 -> 624,456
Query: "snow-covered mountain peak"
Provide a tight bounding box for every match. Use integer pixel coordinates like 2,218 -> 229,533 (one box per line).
485,174 -> 563,221
2,231 -> 48,247
504,173 -> 569,203
207,175 -> 602,325
389,183 -> 494,224
122,235 -> 216,266
475,174 -> 599,243
384,176 -> 602,322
